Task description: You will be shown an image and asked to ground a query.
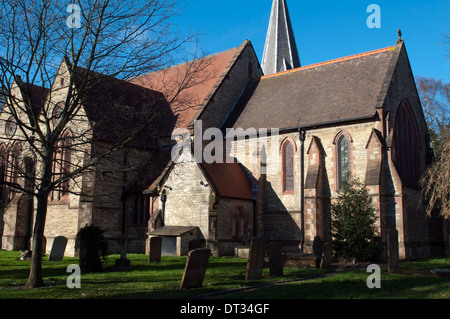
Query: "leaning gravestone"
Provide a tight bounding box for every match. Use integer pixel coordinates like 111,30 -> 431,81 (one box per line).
269,241 -> 283,277
387,228 -> 399,272
180,248 -> 211,289
148,236 -> 162,263
246,237 -> 265,280
48,236 -> 68,261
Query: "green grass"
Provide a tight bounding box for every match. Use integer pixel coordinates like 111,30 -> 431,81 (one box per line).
0,250 -> 449,299
223,257 -> 450,299
0,251 -> 324,299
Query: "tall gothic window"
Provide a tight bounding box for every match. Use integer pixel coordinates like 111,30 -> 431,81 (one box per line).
392,100 -> 421,186
282,140 -> 295,193
51,131 -> 72,200
337,135 -> 350,191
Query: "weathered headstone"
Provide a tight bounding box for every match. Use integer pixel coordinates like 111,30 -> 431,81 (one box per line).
269,241 -> 283,276
148,236 -> 162,263
313,236 -> 323,258
320,242 -> 333,269
313,236 -> 323,268
48,236 -> 68,261
246,237 -> 265,280
180,248 -> 211,289
387,228 -> 399,272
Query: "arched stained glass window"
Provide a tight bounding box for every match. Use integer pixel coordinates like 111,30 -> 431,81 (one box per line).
337,135 -> 350,190
282,140 -> 294,193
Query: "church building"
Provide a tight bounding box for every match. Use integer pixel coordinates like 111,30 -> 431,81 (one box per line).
1,0 -> 448,260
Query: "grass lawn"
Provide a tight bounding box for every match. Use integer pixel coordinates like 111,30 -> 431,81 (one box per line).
0,250 -> 449,299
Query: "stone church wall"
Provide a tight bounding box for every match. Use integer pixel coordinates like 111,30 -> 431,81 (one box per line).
91,145 -> 154,254
163,159 -> 211,240
215,197 -> 254,256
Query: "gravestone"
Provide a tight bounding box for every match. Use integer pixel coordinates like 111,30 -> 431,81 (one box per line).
313,236 -> 323,268
148,236 -> 162,263
320,242 -> 333,269
387,228 -> 399,272
180,248 -> 211,289
246,237 -> 265,280
269,241 -> 283,277
313,236 -> 323,257
48,236 -> 68,261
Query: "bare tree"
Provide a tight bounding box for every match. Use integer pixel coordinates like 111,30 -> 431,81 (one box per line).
421,140 -> 450,220
416,76 -> 450,159
0,0 -> 211,288
416,76 -> 450,220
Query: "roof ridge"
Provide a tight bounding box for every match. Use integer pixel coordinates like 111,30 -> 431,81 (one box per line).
260,45 -> 396,80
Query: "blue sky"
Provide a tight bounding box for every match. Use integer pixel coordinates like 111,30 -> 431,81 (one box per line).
175,0 -> 449,82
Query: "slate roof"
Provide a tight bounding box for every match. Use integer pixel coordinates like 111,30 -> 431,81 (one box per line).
200,159 -> 253,200
225,45 -> 399,132
69,65 -> 170,149
130,42 -> 247,133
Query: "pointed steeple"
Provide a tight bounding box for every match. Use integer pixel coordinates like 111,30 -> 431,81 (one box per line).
261,0 -> 301,75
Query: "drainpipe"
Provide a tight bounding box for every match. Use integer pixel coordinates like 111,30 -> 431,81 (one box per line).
160,189 -> 167,226
298,129 -> 306,252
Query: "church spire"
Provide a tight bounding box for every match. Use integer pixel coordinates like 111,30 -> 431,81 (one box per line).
261,0 -> 301,75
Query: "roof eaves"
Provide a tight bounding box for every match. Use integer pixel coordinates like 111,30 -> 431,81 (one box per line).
229,113 -> 380,139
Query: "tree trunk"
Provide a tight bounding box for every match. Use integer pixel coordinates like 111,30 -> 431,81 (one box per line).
25,155 -> 52,289
24,193 -> 48,288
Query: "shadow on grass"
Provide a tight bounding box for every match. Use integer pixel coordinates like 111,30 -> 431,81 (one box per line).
219,269 -> 450,299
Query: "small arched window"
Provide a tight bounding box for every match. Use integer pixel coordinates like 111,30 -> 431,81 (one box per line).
282,139 -> 295,193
